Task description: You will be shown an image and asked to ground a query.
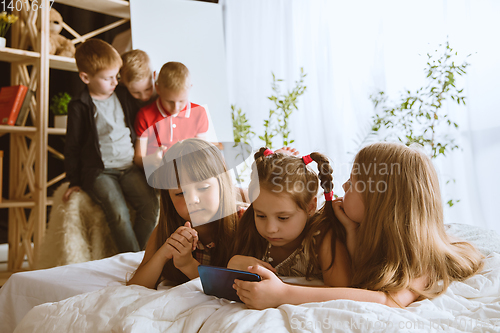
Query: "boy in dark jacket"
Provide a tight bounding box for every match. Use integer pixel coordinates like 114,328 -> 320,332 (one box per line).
64,39 -> 159,253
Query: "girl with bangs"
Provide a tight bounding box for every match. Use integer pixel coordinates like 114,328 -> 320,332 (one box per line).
233,142 -> 484,309
128,138 -> 240,288
229,147 -> 352,287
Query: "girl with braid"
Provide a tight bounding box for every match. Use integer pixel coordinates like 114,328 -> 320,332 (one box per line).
229,147 -> 351,288
234,143 -> 484,309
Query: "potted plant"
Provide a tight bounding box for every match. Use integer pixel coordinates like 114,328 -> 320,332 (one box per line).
0,12 -> 18,48
50,92 -> 71,129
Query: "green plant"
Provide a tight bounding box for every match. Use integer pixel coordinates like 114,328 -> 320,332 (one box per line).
232,105 -> 255,146
0,12 -> 18,38
231,105 -> 255,183
50,92 -> 71,116
370,41 -> 469,159
260,68 -> 307,149
231,68 -> 307,183
370,41 -> 469,206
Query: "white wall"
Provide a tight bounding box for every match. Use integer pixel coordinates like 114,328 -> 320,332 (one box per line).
222,0 -> 500,235
130,0 -> 232,142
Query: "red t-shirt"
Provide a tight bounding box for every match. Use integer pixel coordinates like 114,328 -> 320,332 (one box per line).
135,99 -> 209,155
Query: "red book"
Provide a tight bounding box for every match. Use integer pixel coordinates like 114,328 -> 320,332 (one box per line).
0,85 -> 29,126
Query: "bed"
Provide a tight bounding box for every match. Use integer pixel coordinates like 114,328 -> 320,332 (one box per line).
0,252 -> 143,333
2,223 -> 500,333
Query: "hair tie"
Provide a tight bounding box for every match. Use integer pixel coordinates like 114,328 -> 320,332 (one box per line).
324,191 -> 334,201
263,148 -> 274,156
302,155 -> 313,165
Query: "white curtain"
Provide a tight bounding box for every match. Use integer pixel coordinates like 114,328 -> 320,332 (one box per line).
222,0 -> 500,235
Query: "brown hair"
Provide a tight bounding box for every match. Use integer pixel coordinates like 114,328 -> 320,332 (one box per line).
120,49 -> 152,84
234,148 -> 346,279
149,138 -> 238,285
74,39 -> 122,76
156,62 -> 190,92
350,142 -> 483,299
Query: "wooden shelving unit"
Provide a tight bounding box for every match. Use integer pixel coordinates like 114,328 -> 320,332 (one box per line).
55,0 -> 130,19
0,0 -> 129,277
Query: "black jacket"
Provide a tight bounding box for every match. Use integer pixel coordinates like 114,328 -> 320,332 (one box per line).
64,85 -> 139,190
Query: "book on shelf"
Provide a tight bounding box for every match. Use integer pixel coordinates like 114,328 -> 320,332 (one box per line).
0,85 -> 29,126
15,89 -> 33,126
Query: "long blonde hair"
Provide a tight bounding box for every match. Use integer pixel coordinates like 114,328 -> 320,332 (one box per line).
149,138 -> 238,285
234,148 -> 345,279
351,142 -> 483,298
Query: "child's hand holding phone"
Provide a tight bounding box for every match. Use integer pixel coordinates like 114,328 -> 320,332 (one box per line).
233,265 -> 287,309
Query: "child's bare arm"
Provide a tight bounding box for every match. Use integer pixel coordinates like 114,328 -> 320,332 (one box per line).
127,226 -> 173,289
135,138 -> 168,173
233,265 -> 422,310
168,222 -> 200,279
63,186 -> 81,202
318,230 -> 352,287
332,199 -> 359,259
228,255 -> 276,273
133,139 -> 146,167
275,147 -> 299,156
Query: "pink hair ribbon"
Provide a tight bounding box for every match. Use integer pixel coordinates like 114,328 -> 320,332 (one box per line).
324,191 -> 334,201
263,148 -> 274,156
302,155 -> 313,165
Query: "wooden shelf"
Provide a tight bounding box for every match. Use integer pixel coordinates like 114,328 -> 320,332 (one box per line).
2,0 -> 131,274
0,197 -> 55,208
55,0 -> 130,19
0,126 -> 66,135
0,199 -> 36,208
49,54 -> 77,72
0,47 -> 39,63
0,48 -> 77,72
0,125 -> 36,134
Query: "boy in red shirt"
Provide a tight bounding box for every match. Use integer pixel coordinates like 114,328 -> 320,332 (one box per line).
134,62 -> 210,171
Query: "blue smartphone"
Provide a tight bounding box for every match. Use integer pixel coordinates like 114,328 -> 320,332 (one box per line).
198,265 -> 261,302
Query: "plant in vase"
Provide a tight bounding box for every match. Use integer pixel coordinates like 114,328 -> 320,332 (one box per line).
369,40 -> 470,207
0,12 -> 18,48
50,92 -> 71,129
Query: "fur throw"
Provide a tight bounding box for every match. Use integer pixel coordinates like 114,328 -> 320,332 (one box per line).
35,183 -> 118,269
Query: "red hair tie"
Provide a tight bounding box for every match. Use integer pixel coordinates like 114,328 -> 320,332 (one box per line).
302,155 -> 313,165
324,191 -> 334,201
263,148 -> 274,156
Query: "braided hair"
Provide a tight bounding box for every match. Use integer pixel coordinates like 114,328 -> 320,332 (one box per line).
234,148 -> 346,279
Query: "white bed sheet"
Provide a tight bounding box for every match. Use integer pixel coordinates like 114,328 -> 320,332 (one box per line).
0,252 -> 144,333
12,253 -> 500,333
2,223 -> 500,333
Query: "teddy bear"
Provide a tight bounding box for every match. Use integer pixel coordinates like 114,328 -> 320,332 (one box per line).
49,8 -> 75,58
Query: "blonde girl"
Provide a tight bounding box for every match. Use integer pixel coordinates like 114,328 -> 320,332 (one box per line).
233,142 -> 484,309
229,147 -> 352,287
127,138 -> 239,288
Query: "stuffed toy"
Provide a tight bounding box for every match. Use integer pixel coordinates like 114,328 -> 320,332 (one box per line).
49,8 -> 75,57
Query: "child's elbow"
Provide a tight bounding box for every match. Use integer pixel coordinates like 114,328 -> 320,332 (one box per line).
382,290 -> 416,308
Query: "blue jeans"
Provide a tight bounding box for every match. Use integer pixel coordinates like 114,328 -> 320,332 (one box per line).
86,165 -> 159,252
